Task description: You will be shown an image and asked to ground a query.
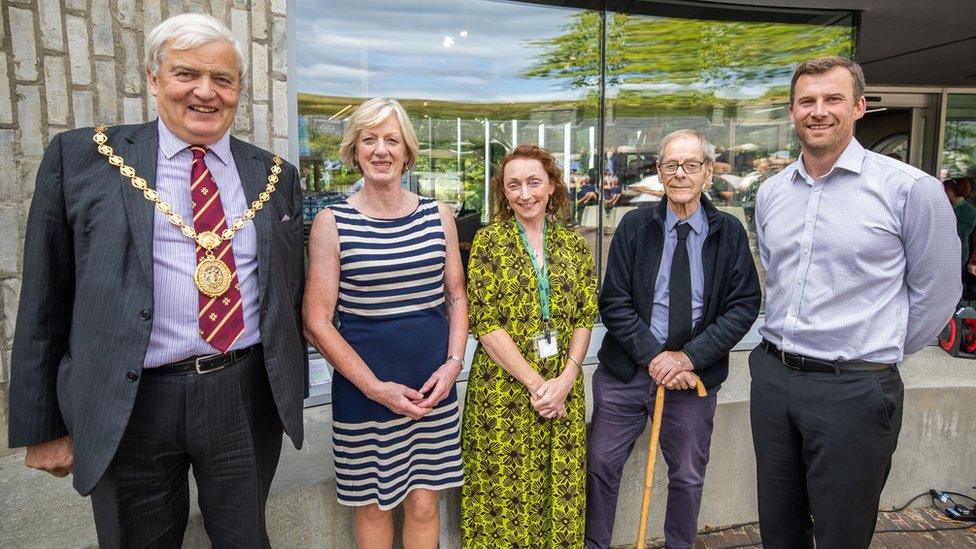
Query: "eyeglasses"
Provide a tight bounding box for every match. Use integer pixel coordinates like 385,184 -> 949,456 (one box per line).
659,160 -> 706,175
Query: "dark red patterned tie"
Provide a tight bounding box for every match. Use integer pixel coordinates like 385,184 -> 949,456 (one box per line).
190,145 -> 245,352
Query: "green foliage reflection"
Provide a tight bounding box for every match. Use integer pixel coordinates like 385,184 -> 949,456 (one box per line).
523,13 -> 854,109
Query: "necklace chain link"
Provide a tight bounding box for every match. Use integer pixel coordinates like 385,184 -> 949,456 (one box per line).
93,124 -> 283,251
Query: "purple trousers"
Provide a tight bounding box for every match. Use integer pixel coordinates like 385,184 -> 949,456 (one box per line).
585,365 -> 718,549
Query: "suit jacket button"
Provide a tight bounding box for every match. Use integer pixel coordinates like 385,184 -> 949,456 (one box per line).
139,308 -> 152,320
126,370 -> 139,381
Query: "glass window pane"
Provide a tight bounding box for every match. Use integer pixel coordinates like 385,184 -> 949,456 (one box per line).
296,0 -> 601,276
942,93 -> 976,180
589,7 -> 855,298
296,0 -> 856,303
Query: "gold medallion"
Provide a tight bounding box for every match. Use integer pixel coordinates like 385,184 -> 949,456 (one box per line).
194,257 -> 233,298
93,125 -> 283,300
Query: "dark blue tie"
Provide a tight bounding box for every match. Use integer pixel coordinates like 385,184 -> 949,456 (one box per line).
665,222 -> 692,350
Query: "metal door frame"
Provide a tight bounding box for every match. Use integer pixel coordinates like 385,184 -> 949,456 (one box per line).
863,87 -> 942,173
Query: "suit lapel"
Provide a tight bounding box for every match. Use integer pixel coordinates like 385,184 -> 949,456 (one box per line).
230,137 -> 271,308
119,121 -> 159,285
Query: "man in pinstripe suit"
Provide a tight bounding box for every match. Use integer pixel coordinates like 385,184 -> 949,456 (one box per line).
7,13 -> 307,547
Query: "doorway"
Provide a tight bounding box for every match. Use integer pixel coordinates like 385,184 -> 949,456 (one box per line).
856,90 -> 941,175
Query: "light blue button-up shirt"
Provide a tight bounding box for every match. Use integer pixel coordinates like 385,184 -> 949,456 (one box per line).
756,138 -> 960,363
144,121 -> 261,367
650,204 -> 708,345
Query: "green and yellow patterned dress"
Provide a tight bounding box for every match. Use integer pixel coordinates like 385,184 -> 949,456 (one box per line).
461,219 -> 598,548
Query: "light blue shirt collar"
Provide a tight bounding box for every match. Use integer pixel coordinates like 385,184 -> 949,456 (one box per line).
665,201 -> 706,236
157,119 -> 232,165
790,137 -> 865,184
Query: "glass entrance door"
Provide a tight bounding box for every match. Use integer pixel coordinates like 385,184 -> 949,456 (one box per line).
857,90 -> 941,175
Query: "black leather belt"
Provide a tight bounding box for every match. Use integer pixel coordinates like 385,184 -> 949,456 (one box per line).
761,339 -> 893,372
144,344 -> 259,375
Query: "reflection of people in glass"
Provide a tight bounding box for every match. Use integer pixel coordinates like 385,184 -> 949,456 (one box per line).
303,98 -> 467,548
741,159 -> 773,230
945,177 -> 976,276
605,146 -> 618,176
753,57 -> 959,549
575,169 -> 598,225
578,146 -> 591,174
709,174 -> 735,206
601,170 -> 622,234
587,130 -> 760,549
462,144 -> 597,548
602,170 -> 621,213
712,146 -> 733,175
630,165 -> 666,207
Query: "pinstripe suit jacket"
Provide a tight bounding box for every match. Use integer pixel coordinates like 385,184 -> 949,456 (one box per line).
7,121 -> 308,495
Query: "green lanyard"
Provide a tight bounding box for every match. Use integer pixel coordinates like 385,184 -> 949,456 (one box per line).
515,219 -> 551,330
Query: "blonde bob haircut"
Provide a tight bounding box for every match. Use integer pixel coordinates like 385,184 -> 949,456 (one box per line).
338,98 -> 420,174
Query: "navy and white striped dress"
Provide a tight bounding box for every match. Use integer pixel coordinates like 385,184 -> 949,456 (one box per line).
329,196 -> 464,510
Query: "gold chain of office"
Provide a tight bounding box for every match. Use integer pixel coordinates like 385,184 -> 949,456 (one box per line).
93,125 -> 283,298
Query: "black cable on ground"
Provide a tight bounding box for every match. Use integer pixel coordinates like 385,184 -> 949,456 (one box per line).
879,490 -> 931,513
640,489 -> 976,548
876,523 -> 976,534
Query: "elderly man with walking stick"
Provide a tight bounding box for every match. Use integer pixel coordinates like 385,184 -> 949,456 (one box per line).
585,129 -> 761,548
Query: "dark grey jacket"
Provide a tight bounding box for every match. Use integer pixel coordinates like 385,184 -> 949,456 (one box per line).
597,196 -> 761,389
8,121 -> 308,495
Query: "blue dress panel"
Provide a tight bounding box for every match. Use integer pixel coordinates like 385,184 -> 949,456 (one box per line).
328,196 -> 464,510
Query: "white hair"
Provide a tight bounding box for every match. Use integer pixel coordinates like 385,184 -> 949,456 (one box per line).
657,129 -> 714,163
145,13 -> 246,79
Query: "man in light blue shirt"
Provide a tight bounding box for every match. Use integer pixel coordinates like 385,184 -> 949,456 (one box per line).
751,56 -> 960,548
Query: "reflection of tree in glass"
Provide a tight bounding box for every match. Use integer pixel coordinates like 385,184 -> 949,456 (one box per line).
944,120 -> 976,176
304,128 -> 360,189
521,12 -> 623,89
411,117 -> 487,214
522,13 -> 854,107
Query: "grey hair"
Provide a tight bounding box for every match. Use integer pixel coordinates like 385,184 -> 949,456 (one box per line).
338,98 -> 420,173
657,129 -> 714,163
145,13 -> 246,80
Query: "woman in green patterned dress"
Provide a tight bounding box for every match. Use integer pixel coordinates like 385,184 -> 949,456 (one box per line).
462,144 -> 598,548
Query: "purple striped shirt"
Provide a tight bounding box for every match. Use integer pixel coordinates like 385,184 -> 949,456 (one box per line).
144,121 -> 261,367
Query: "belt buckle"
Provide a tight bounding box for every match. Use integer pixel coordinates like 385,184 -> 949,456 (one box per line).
195,352 -> 226,374
780,350 -> 802,370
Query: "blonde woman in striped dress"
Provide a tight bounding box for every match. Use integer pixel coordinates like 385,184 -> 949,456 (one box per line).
303,98 -> 468,549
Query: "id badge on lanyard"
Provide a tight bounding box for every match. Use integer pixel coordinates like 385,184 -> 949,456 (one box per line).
517,220 -> 558,360
533,328 -> 559,359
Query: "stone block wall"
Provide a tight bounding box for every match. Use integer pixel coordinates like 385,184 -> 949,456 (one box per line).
0,0 -> 289,457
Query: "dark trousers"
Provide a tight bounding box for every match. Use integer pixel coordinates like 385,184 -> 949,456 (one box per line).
90,351 -> 283,549
749,345 -> 903,549
585,365 -> 718,549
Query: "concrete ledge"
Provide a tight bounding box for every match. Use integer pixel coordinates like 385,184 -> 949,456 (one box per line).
1,346 -> 974,548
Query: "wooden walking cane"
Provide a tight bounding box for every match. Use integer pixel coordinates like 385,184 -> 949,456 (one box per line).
635,373 -> 708,548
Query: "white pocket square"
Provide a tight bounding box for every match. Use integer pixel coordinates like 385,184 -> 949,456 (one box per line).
281,214 -> 291,222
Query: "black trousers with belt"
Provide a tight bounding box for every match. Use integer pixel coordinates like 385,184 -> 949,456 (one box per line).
90,348 -> 283,548
748,345 -> 904,549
